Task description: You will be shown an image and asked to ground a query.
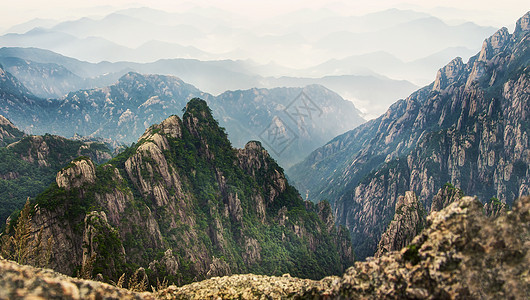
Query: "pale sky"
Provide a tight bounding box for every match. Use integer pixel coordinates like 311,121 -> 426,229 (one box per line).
1,0 -> 528,29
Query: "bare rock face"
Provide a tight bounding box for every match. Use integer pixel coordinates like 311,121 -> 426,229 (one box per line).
430,184 -> 464,212
478,27 -> 511,62
56,157 -> 96,190
149,249 -> 179,278
432,57 -> 465,92
289,12 -> 530,260
375,191 -> 425,257
0,114 -> 24,146
515,11 -> 530,35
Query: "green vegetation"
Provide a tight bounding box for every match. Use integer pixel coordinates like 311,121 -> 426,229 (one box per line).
15,98 -> 353,286
0,135 -> 111,229
403,244 -> 420,265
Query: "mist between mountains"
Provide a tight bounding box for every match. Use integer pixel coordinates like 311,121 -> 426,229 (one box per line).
259,91 -> 324,157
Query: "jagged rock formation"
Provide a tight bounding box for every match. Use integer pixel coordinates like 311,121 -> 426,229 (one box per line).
0,114 -> 24,147
2,196 -> 528,299
483,197 -> 509,218
374,191 -> 425,257
289,12 -> 530,259
0,133 -> 111,228
430,183 -> 464,212
22,99 -> 353,285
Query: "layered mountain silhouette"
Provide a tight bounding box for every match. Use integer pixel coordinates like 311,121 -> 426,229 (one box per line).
289,11 -> 530,259
0,46 -> 418,117
0,63 -> 364,167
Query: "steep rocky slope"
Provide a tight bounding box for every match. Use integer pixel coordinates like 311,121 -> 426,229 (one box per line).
0,63 -> 50,130
289,12 -> 530,259
2,195 -> 528,299
0,114 -> 24,147
17,99 -> 353,286
0,132 -> 111,228
374,191 -> 425,258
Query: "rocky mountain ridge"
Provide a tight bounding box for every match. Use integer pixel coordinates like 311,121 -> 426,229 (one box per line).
15,99 -> 354,286
0,64 -> 364,167
289,12 -> 530,259
0,122 -> 111,228
2,195 -> 528,299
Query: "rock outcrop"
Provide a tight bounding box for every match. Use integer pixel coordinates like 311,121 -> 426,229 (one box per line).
0,258 -> 153,300
430,184 -> 464,212
374,191 -> 425,257
289,12 -> 530,259
19,98 -> 354,286
56,157 -> 97,190
0,114 -> 24,146
3,196 -> 527,299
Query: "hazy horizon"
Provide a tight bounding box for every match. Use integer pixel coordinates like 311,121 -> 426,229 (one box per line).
1,1 -> 528,118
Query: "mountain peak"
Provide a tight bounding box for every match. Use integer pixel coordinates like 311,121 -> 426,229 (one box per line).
478,27 -> 510,62
140,115 -> 183,142
0,114 -> 13,126
514,11 -> 530,35
433,56 -> 465,91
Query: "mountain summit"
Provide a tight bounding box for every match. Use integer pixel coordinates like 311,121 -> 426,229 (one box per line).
15,99 -> 353,284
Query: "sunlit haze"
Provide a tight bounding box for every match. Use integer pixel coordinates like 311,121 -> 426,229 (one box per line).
1,0 -> 528,118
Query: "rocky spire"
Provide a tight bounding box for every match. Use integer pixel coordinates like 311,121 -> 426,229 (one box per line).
432,57 -> 465,92
478,27 -> 511,62
514,11 -> 530,36
374,191 -> 425,258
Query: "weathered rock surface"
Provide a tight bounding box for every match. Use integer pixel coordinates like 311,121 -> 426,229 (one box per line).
289,12 -> 530,259
0,114 -> 24,146
430,184 -> 464,212
3,195 -> 527,299
374,191 -> 425,257
21,99 -> 353,286
56,157 -> 96,190
0,258 -> 153,300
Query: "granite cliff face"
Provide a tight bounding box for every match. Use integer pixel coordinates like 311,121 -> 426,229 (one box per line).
22,99 -> 353,285
2,195 -> 528,299
0,114 -> 24,147
289,12 -> 530,259
374,191 -> 425,258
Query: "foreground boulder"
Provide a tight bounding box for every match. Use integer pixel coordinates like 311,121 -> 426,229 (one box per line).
1,196 -> 528,299
0,258 -> 153,300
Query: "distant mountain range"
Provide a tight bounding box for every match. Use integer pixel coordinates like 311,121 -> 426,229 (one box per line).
0,47 -> 417,118
288,12 -> 530,260
0,7 -> 499,116
0,63 -> 364,168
